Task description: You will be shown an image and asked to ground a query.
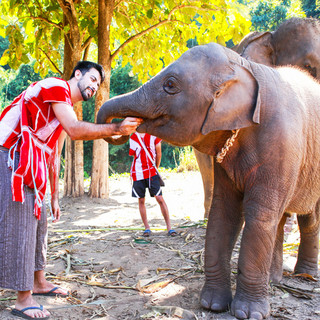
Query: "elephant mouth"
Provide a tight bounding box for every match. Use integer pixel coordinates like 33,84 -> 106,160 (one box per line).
104,112 -> 170,137
137,115 -> 170,133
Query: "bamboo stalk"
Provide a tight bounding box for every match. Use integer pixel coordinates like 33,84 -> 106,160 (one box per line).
0,296 -> 16,301
52,227 -> 167,233
51,222 -> 204,233
45,275 -> 137,291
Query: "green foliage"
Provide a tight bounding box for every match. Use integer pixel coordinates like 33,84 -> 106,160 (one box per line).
0,68 -> 16,111
3,64 -> 42,101
0,0 -> 96,77
0,62 -> 59,107
110,62 -> 142,98
109,141 -> 131,173
108,141 -> 191,174
161,142 -> 183,169
249,0 -> 305,32
82,98 -> 95,176
301,0 -> 320,17
0,0 -> 251,83
0,36 -> 10,70
0,36 -> 14,110
0,36 -> 9,57
111,0 -> 251,82
175,146 -> 199,172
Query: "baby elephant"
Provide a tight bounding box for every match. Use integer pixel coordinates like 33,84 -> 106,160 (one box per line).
97,42 -> 320,319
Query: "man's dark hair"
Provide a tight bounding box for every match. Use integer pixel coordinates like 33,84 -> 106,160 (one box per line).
70,61 -> 105,83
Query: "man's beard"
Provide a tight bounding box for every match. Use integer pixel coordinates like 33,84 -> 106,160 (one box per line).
80,87 -> 90,101
78,80 -> 92,101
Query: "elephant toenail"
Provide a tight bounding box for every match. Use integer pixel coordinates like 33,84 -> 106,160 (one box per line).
234,310 -> 247,319
200,298 -> 210,309
211,303 -> 223,311
249,311 -> 263,320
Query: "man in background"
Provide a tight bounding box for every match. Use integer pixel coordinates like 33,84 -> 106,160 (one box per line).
129,132 -> 177,237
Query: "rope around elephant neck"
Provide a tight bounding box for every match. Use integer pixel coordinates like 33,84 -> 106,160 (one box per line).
216,129 -> 240,163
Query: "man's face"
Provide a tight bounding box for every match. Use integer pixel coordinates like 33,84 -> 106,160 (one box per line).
77,68 -> 102,101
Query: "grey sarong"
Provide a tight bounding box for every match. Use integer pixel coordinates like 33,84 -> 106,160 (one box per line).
0,149 -> 47,291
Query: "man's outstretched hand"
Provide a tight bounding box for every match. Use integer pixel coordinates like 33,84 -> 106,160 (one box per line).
117,117 -> 143,136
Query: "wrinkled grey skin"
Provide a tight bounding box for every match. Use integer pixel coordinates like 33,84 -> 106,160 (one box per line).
97,42 -> 320,320
196,17 -> 320,220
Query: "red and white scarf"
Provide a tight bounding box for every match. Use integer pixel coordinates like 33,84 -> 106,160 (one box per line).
0,78 -> 71,219
129,133 -> 161,181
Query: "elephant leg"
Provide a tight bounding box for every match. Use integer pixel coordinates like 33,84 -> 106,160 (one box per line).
231,198 -> 281,320
269,213 -> 287,283
294,203 -> 320,276
194,149 -> 214,219
200,165 -> 243,312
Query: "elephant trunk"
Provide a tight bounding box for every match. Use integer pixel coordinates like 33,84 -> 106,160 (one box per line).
97,88 -> 145,145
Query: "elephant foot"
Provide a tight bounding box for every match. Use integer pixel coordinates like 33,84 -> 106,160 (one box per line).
200,284 -> 232,312
294,261 -> 318,277
269,269 -> 283,284
269,242 -> 284,284
231,295 -> 270,320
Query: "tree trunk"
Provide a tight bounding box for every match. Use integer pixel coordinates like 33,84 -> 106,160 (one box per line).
64,103 -> 84,197
63,26 -> 84,197
89,0 -> 115,198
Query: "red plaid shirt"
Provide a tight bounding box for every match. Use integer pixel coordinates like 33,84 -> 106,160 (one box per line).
0,77 -> 72,219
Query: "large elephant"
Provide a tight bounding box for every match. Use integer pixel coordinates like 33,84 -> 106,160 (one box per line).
97,42 -> 320,319
195,17 -> 320,218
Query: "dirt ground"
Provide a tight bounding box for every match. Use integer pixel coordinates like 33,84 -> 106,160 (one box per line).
1,171 -> 320,320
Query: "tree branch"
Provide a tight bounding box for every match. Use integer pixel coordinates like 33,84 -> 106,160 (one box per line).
56,0 -> 74,25
21,0 -> 63,30
112,19 -> 186,60
39,48 -> 63,75
114,0 -> 124,9
111,3 -> 220,60
122,1 -> 144,9
20,15 -> 63,30
83,39 -> 92,60
56,0 -> 81,50
82,36 -> 92,52
65,0 -> 80,23
168,4 -> 220,19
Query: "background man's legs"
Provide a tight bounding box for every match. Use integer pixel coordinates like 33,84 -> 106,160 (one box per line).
138,197 -> 151,232
155,195 -> 172,232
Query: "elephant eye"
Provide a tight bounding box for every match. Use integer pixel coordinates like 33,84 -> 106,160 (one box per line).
163,77 -> 180,94
215,90 -> 222,98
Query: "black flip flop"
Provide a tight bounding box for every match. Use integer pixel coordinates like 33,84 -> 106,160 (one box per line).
11,305 -> 49,320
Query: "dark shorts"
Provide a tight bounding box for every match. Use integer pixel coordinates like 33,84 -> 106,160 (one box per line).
132,174 -> 163,198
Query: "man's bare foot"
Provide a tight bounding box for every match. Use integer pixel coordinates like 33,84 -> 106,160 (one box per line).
14,291 -> 50,319
32,281 -> 69,296
33,270 -> 69,296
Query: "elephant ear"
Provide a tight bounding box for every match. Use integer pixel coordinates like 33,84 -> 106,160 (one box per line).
240,32 -> 275,66
201,63 -> 261,134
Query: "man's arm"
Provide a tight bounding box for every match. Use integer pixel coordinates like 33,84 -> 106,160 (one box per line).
52,102 -> 141,140
155,141 -> 162,168
48,130 -> 67,222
